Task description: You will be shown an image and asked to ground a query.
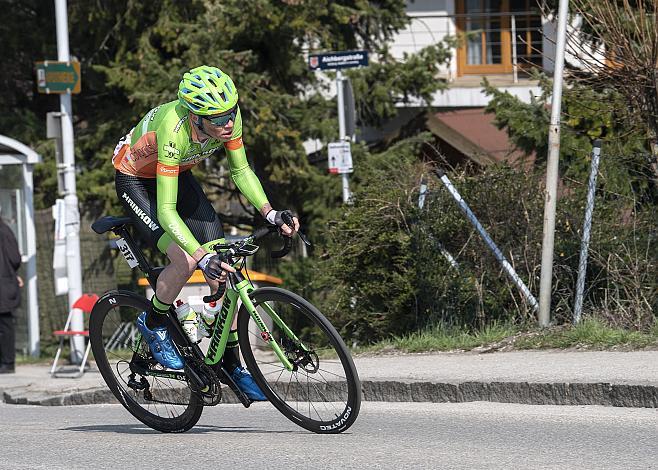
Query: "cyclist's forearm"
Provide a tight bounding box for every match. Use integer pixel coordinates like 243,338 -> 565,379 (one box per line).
260,202 -> 273,217
226,145 -> 269,210
156,169 -> 202,257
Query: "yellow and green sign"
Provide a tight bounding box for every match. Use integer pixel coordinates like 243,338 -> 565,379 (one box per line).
35,61 -> 81,94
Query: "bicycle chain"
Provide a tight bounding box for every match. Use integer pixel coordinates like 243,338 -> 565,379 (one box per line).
123,344 -> 223,406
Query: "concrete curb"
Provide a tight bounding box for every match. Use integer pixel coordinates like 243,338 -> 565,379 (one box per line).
3,388 -> 117,406
3,380 -> 658,408
361,381 -> 658,408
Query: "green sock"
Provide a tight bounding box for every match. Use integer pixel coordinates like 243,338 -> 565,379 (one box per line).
146,295 -> 171,329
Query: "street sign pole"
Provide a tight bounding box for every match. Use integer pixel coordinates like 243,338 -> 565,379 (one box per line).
55,0 -> 85,364
309,50 -> 367,204
336,70 -> 351,204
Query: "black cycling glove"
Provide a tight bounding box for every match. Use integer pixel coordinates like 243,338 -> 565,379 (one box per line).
265,209 -> 295,231
197,253 -> 226,280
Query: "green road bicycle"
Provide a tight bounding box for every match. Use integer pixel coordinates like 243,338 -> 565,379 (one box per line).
89,215 -> 361,434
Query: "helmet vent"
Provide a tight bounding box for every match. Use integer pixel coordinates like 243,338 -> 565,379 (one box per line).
179,65 -> 237,114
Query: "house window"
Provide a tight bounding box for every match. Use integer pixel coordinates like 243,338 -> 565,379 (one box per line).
510,0 -> 543,68
456,0 -> 542,75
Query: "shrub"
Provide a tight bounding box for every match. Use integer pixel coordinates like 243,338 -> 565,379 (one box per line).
281,143 -> 657,344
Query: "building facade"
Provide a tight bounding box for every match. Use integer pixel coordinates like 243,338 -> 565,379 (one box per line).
362,0 -> 564,166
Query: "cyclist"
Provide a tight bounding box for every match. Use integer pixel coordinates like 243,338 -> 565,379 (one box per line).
112,65 -> 299,401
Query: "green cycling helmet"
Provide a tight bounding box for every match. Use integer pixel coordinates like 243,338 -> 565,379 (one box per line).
178,65 -> 238,115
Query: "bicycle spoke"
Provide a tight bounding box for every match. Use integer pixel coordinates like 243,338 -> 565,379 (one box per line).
96,301 -> 198,424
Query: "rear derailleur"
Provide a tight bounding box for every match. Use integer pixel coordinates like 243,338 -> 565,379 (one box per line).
127,373 -> 153,401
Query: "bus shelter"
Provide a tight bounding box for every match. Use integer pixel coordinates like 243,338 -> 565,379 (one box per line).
0,135 -> 41,356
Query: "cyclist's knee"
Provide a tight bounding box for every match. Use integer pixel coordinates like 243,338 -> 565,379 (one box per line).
166,244 -> 197,278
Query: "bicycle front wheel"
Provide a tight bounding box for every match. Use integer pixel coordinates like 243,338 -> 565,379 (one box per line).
89,290 -> 203,433
238,287 -> 361,433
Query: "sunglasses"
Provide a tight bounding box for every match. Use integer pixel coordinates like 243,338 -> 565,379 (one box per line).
202,106 -> 238,127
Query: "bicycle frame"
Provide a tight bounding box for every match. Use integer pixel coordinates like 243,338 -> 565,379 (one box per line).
106,218 -> 305,376
203,274 -> 298,372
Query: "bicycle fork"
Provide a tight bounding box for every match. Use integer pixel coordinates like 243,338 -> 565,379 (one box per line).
204,280 -> 297,372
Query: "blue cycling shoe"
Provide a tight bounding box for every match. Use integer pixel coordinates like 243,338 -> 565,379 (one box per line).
230,366 -> 267,401
136,313 -> 184,370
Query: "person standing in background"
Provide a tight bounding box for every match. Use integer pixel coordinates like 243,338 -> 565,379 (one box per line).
0,206 -> 22,374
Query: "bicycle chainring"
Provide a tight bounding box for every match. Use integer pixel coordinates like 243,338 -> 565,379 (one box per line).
183,353 -> 222,406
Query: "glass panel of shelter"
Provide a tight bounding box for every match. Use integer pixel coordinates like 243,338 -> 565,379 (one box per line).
0,164 -> 26,253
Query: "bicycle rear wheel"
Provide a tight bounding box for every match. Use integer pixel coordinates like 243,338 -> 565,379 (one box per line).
238,287 -> 361,433
89,290 -> 203,433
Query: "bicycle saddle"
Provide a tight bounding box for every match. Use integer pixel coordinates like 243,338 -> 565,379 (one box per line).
91,216 -> 133,234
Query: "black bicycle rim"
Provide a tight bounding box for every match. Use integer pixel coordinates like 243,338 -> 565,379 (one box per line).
238,287 -> 361,433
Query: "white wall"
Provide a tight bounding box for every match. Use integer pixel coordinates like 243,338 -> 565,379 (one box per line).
542,13 -> 600,75
391,0 -> 457,79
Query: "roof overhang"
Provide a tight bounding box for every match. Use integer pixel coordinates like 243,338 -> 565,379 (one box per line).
426,108 -> 534,167
0,134 -> 42,165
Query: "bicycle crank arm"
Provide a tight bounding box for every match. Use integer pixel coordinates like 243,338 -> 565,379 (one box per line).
217,366 -> 252,408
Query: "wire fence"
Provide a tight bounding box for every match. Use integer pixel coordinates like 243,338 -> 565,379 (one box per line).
14,209 -> 117,355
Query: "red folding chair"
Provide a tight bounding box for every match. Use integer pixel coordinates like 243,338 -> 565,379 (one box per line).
50,293 -> 99,378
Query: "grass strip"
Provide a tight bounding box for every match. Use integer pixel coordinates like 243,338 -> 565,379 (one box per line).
356,318 -> 658,355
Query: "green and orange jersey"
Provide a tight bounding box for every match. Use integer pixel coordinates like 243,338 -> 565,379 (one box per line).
113,100 -> 269,256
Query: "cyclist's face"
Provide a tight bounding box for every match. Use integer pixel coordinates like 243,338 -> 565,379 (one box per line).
192,110 -> 235,140
202,118 -> 234,140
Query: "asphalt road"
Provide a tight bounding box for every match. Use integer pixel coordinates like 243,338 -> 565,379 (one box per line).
1,402 -> 657,469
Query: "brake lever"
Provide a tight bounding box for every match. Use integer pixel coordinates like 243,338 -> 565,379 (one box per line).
298,231 -> 311,246
201,249 -> 231,303
281,211 -> 311,246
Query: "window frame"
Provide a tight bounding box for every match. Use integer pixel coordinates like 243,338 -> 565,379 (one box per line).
455,0 -> 542,76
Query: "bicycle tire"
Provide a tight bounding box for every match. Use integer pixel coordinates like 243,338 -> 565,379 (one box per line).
89,290 -> 204,433
238,287 -> 361,433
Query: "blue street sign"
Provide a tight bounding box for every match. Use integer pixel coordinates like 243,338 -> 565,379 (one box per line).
309,50 -> 369,71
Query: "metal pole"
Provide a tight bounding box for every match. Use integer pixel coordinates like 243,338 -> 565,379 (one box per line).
23,163 -> 40,356
336,70 -> 351,204
434,169 -> 538,311
55,0 -> 85,362
573,140 -> 602,324
537,0 -> 569,327
418,181 -> 459,270
511,15 -> 519,84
